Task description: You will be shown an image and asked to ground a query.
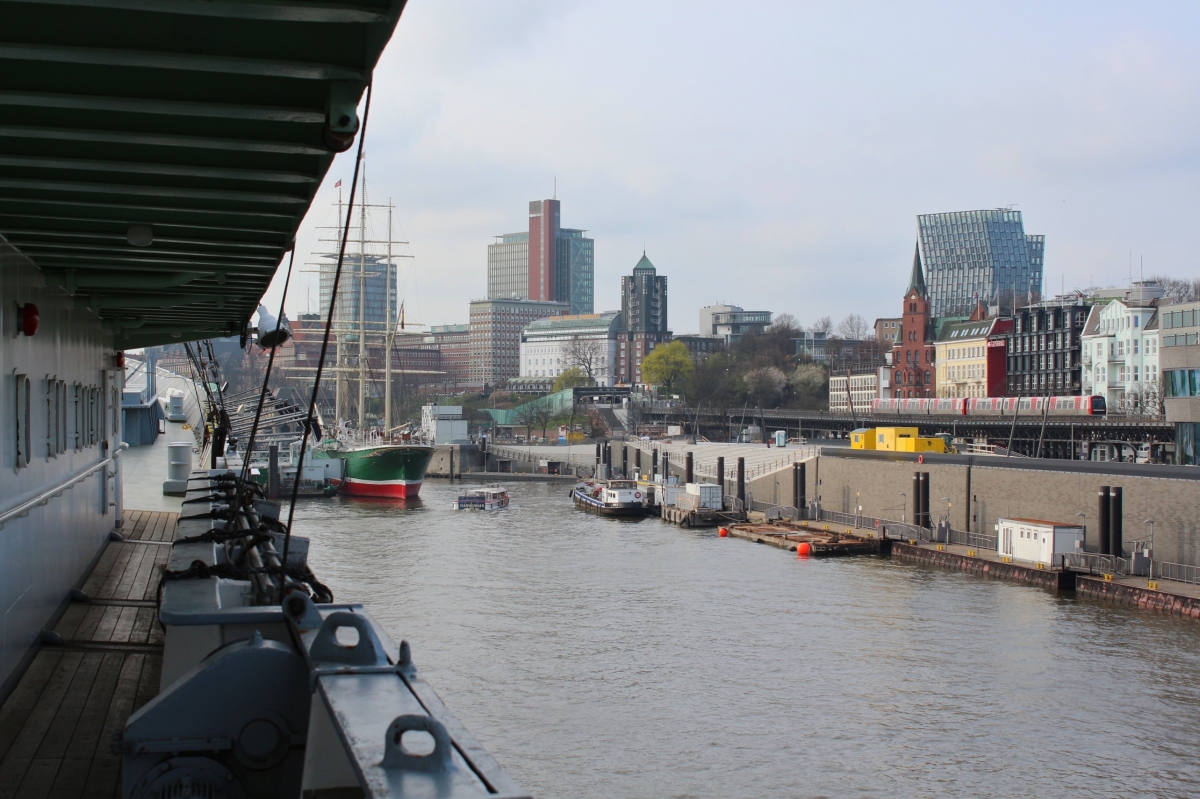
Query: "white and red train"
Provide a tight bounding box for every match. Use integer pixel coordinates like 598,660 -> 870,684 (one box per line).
869,396 -> 1107,417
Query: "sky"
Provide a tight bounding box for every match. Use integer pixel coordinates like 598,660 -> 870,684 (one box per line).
262,0 -> 1200,335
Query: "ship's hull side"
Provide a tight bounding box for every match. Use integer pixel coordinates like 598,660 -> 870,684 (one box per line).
339,445 -> 433,499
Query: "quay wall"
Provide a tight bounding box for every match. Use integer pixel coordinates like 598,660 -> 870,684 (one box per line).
815,450 -> 1200,566
1076,576 -> 1200,619
0,242 -> 118,700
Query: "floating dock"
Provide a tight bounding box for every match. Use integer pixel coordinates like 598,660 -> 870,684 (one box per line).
726,520 -> 890,556
661,505 -> 745,528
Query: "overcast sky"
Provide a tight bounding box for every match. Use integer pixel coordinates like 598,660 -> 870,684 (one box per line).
262,0 -> 1200,334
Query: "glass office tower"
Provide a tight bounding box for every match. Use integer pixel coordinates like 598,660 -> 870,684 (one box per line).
917,209 -> 1044,318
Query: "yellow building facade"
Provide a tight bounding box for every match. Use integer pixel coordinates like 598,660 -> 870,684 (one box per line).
936,320 -> 992,398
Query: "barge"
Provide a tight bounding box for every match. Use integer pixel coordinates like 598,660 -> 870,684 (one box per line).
572,479 -> 651,517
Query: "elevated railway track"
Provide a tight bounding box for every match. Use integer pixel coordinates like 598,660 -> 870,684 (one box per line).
643,407 -> 1174,460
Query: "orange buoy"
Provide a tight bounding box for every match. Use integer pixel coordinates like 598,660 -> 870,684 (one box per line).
718,527 -> 729,537
796,542 -> 812,558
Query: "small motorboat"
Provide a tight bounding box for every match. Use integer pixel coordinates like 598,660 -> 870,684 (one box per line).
451,485 -> 510,510
572,479 -> 648,517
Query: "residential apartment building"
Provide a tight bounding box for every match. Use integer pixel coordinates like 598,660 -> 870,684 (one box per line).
934,317 -> 1012,398
892,245 -> 937,398
874,317 -> 901,347
486,199 -> 594,314
673,334 -> 724,361
616,254 -> 670,385
1158,301 -> 1200,464
698,303 -> 772,344
425,324 -> 470,388
1003,301 -> 1089,396
917,208 -> 1044,318
468,298 -> 568,389
1081,296 -> 1162,413
520,312 -> 621,387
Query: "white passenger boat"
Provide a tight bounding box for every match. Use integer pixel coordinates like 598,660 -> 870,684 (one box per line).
572,479 -> 650,517
451,485 -> 510,510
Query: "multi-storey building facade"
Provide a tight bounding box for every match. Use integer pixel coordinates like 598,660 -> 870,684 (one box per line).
892,245 -> 937,398
616,254 -> 670,385
318,253 -> 398,337
917,209 -> 1045,318
486,199 -> 594,314
468,298 -> 568,389
935,317 -> 1012,398
1003,301 -> 1089,396
1160,301 -> 1200,464
425,324 -> 470,388
697,303 -> 772,344
673,334 -> 724,361
874,317 -> 901,347
1081,299 -> 1162,412
519,312 -> 621,387
829,370 -> 885,413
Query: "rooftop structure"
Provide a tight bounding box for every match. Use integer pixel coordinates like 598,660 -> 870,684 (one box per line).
469,297 -> 569,389
698,303 -> 772,344
617,254 -> 671,385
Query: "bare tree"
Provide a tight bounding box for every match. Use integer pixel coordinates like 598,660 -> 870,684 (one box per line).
835,313 -> 870,341
568,336 -> 606,385
1151,275 -> 1200,304
535,405 -> 554,441
811,316 -> 833,335
744,366 -> 788,408
514,402 -> 539,441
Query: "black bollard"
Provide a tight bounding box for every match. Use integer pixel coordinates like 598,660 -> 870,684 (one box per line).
685,452 -> 694,484
716,456 -> 725,494
1110,486 -> 1123,557
921,472 -> 931,529
907,470 -> 916,525
1098,486 -> 1111,555
622,446 -> 628,478
737,457 -> 746,504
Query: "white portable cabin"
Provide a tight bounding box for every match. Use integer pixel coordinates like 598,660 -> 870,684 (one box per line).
997,518 -> 1084,566
685,482 -> 723,509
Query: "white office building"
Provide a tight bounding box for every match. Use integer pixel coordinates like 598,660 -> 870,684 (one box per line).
519,312 -> 621,387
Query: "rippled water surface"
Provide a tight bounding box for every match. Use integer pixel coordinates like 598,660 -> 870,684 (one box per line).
290,480 -> 1200,799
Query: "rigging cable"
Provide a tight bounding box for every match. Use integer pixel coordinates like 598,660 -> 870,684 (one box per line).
280,81 -> 373,596
239,245 -> 297,483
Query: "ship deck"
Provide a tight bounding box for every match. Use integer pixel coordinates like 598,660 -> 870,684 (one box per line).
0,510 -> 175,798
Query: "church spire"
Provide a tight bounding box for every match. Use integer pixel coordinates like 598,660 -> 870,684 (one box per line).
907,242 -> 927,299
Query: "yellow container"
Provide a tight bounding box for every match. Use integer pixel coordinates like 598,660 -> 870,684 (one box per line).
876,427 -> 918,451
850,428 -> 876,449
896,436 -> 947,453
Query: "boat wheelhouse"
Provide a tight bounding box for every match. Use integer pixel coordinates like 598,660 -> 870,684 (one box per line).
573,479 -> 649,516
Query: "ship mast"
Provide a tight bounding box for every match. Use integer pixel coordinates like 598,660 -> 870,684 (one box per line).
357,159 -> 367,434
334,184 -> 345,426
384,198 -> 394,435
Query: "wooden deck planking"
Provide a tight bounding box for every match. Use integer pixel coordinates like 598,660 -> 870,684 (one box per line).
0,511 -> 177,799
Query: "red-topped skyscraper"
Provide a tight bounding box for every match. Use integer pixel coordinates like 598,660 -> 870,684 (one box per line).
487,199 -> 594,314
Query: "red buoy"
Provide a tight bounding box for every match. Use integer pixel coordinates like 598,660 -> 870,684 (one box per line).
718,527 -> 729,537
796,541 -> 812,558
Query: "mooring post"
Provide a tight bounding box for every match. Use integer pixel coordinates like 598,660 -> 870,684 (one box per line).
921,472 -> 931,529
685,452 -> 694,484
716,456 -> 725,495
737,457 -> 746,505
913,472 -> 923,530
1110,486 -> 1123,557
1098,486 -> 1111,555
622,446 -> 628,478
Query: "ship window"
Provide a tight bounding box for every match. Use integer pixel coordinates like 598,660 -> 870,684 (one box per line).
15,374 -> 31,469
47,377 -> 58,459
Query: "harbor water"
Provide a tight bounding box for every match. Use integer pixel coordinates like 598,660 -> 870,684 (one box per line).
290,480 -> 1200,799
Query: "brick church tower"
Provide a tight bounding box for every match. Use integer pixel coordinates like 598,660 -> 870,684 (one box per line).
893,243 -> 936,398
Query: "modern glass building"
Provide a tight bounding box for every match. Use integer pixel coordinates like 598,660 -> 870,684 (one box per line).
486,200 -> 594,314
917,209 -> 1044,318
318,253 -> 397,336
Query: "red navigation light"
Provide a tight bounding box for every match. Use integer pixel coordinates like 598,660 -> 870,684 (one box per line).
115,351 -> 126,368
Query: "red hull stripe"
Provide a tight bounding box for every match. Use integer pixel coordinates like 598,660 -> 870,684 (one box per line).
341,478 -> 423,498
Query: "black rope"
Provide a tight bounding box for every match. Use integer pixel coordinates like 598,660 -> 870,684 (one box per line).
280,81 -> 373,597
240,246 -> 297,483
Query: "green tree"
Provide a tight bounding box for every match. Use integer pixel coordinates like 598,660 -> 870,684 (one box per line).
553,367 -> 592,392
641,340 -> 694,392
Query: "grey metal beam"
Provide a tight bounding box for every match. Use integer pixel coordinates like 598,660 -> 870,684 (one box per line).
0,43 -> 363,81
75,293 -> 242,309
0,90 -> 325,123
10,0 -> 397,24
0,211 -> 290,236
0,177 -> 307,205
2,228 -> 282,249
15,242 -> 280,262
0,195 -> 298,220
0,155 -> 316,184
0,125 -> 330,155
